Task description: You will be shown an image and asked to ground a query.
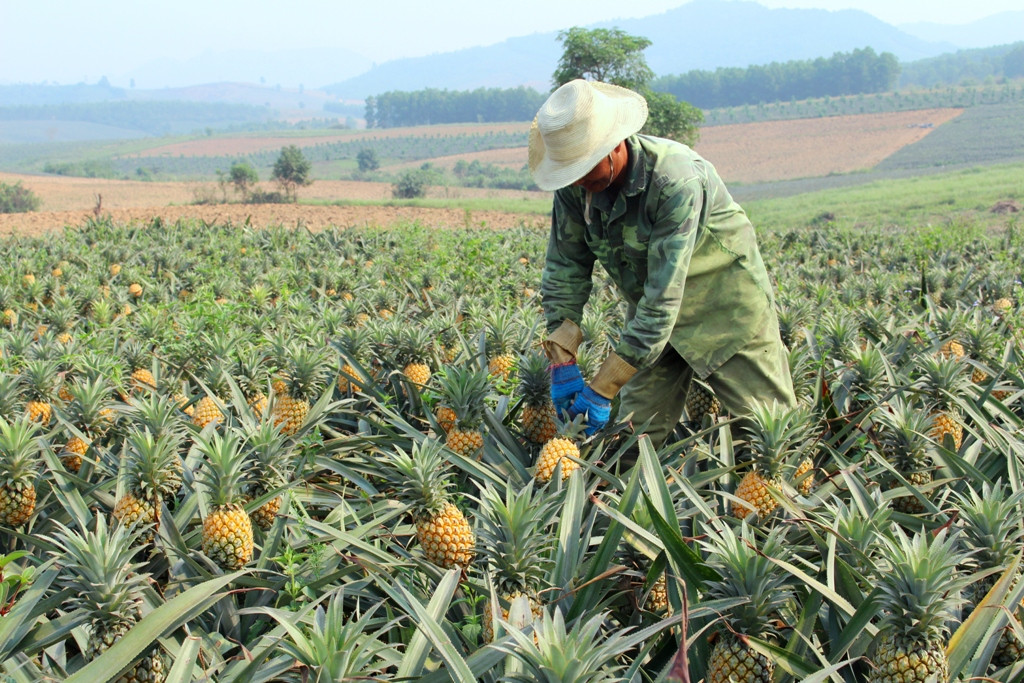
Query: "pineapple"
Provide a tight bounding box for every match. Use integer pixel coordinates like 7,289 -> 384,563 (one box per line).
484,309 -> 521,382
47,516 -> 166,682
0,416 -> 42,527
332,326 -> 370,393
931,306 -> 968,360
234,348 -> 270,417
195,430 -> 254,570
434,363 -> 490,458
732,401 -> 814,520
271,344 -> 330,437
954,482 -> 1024,669
867,528 -> 967,683
20,359 -> 58,425
122,339 -> 157,396
60,376 -> 116,472
477,482 -> 556,642
913,354 -> 969,451
793,455 -> 815,496
384,439 -> 475,570
192,359 -> 231,429
876,398 -> 937,515
517,350 -> 558,444
685,379 -> 721,424
534,418 -> 587,484
241,420 -> 293,530
396,325 -> 435,387
702,523 -> 792,683
113,428 -> 183,545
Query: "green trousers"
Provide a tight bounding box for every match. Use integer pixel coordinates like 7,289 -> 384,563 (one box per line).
618,316 -> 797,449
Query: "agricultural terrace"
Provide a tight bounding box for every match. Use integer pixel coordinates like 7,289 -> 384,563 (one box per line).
1,158 -> 1024,680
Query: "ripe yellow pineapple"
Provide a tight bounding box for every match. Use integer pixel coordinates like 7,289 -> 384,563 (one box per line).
385,439 -> 475,570
484,309 -> 521,382
20,359 -> 58,426
271,344 -> 330,437
241,420 -> 294,531
477,481 -> 557,642
702,523 -> 792,683
732,402 -> 814,520
435,363 -> 490,458
192,360 -> 231,429
517,351 -> 558,444
196,430 -> 254,570
685,380 -> 721,424
534,419 -> 587,484
0,416 -> 43,527
113,429 -> 183,545
47,516 -> 166,682
397,325 -> 435,387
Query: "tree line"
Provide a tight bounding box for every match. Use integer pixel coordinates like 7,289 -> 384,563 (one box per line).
651,47 -> 900,109
365,86 -> 547,128
899,42 -> 1024,88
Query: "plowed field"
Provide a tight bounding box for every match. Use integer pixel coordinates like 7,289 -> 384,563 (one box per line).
0,108 -> 963,238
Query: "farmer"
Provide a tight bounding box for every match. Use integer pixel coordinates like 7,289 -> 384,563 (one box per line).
530,79 -> 796,449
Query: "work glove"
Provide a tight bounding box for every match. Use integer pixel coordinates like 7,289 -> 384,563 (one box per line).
567,385 -> 612,436
550,360 -> 585,414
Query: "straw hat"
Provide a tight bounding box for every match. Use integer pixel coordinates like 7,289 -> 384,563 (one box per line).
528,79 -> 648,191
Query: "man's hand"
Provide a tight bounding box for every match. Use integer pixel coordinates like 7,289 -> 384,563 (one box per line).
567,385 -> 612,435
550,361 -> 585,414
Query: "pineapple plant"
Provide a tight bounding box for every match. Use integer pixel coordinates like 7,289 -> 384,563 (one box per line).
113,428 -> 183,545
732,401 -> 814,520
434,363 -> 490,458
384,439 -> 475,570
534,418 -> 587,484
484,309 -> 521,382
122,339 -> 157,396
396,325 -> 435,387
913,354 -> 969,451
192,359 -> 231,429
60,376 -> 116,472
195,430 -> 254,570
47,516 -> 166,682
234,347 -> 270,417
702,523 -> 793,683
517,350 -> 558,444
0,416 -> 42,527
876,397 -> 937,515
332,326 -> 370,393
271,344 -> 330,437
867,528 -> 967,683
20,358 -> 58,425
241,420 -> 293,530
477,481 -> 556,642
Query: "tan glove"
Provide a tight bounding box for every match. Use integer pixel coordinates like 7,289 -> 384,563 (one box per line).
590,351 -> 638,399
542,319 -> 583,364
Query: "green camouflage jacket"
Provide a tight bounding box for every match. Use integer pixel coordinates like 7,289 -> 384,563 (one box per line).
541,134 -> 776,378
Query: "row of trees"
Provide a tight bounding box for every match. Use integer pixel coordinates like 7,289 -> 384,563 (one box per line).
214,145 -> 312,203
900,42 -> 1024,88
652,47 -> 900,109
365,86 -> 547,128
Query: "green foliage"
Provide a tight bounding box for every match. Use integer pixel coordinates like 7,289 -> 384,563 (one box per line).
272,145 -> 313,202
1006,45 -> 1024,79
0,181 -> 41,213
365,86 -> 546,129
553,27 -> 654,92
900,41 -> 1024,88
228,162 -> 259,199
356,148 -> 380,173
643,90 -> 703,148
392,168 -> 431,199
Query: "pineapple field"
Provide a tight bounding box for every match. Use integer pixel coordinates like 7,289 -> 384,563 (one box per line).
3,203 -> 1024,682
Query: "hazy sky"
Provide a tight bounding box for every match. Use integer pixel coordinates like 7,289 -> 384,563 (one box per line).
1,0 -> 1019,86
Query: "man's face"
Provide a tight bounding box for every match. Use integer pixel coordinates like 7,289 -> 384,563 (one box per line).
573,154 -> 614,193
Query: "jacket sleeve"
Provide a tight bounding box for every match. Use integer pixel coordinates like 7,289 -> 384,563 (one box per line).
614,175 -> 703,368
541,190 -> 596,334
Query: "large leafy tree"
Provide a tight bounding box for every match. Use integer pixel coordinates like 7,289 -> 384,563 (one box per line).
553,27 -> 702,147
272,145 -> 313,202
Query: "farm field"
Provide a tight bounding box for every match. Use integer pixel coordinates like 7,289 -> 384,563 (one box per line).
3,191 -> 1024,680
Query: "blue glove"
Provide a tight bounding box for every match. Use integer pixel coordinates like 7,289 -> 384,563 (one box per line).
567,385 -> 612,436
550,361 -> 585,414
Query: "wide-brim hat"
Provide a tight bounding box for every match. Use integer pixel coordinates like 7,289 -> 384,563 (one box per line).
528,79 -> 648,191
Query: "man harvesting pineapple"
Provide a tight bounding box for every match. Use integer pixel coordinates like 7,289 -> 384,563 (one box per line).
529,79 -> 796,449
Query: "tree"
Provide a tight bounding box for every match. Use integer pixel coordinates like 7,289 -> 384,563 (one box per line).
228,162 -> 258,199
0,181 -> 41,214
357,148 -> 380,173
553,27 -> 702,147
272,145 -> 312,202
1006,45 -> 1024,79
392,169 -> 429,199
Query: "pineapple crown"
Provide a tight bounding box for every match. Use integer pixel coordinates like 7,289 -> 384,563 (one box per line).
385,439 -> 454,520
741,401 -> 815,476
875,397 -> 935,465
65,376 -> 116,433
196,430 -> 251,507
395,324 -> 435,366
435,363 -> 491,429
126,392 -> 188,440
875,528 -> 969,642
700,522 -> 793,638
48,515 -> 149,629
953,481 -> 1024,571
517,350 -> 552,407
476,482 -> 558,594
122,428 -> 183,501
911,354 -> 970,409
281,344 -> 331,401
828,489 -> 892,568
0,416 -> 42,484
242,420 -> 292,487
19,359 -> 59,401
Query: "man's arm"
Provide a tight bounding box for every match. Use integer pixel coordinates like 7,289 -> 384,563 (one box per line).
541,190 -> 596,335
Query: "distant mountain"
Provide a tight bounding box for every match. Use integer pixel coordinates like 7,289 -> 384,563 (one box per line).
323,0 -> 957,99
120,46 -> 373,91
900,11 -> 1024,50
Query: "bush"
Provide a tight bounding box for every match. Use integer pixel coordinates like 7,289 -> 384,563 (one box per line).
0,181 -> 42,213
392,169 -> 430,199
246,190 -> 287,204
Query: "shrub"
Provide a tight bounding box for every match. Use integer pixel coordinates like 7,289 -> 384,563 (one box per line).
392,169 -> 430,199
246,190 -> 287,204
0,181 -> 42,213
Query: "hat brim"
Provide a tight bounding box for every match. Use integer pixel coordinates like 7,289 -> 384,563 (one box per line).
529,82 -> 648,192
